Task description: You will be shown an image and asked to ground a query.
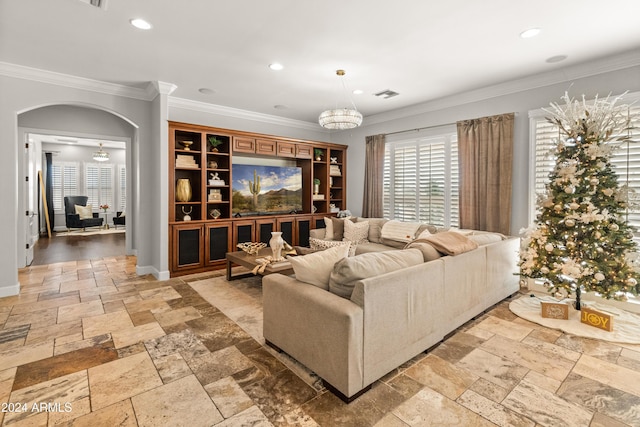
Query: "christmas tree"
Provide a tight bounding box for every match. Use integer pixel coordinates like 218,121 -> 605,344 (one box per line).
519,92 -> 640,309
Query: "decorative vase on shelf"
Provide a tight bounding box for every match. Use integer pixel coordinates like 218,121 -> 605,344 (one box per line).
269,231 -> 284,261
176,178 -> 192,202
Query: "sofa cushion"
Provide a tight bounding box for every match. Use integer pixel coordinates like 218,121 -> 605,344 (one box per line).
343,220 -> 369,244
468,233 -> 504,246
289,244 -> 349,290
75,204 -> 93,219
353,242 -> 398,255
380,220 -> 421,243
329,249 -> 424,299
422,231 -> 478,256
404,241 -> 443,262
416,223 -> 438,236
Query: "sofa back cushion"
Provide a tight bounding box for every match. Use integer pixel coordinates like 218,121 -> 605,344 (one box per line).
403,241 -> 443,262
357,218 -> 388,243
329,249 -> 424,299
289,244 -> 350,290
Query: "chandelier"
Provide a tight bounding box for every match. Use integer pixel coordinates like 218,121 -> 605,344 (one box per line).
318,70 -> 363,130
92,143 -> 110,162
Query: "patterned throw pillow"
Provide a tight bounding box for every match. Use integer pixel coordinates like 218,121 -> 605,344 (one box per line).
309,237 -> 356,256
343,220 -> 369,244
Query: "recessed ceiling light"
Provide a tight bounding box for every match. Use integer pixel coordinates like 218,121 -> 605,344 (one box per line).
352,89 -> 363,95
130,18 -> 152,30
198,88 -> 215,95
269,63 -> 284,71
520,28 -> 541,38
546,55 -> 568,63
273,105 -> 288,110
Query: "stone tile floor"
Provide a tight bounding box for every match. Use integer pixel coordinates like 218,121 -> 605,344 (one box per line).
1,255 -> 639,426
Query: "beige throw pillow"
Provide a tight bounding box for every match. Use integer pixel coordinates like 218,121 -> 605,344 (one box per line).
343,220 -> 369,244
289,244 -> 349,290
75,204 -> 93,219
324,217 -> 352,240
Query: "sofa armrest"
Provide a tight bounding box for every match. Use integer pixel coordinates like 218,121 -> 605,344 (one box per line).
263,274 -> 364,398
351,260 -> 446,386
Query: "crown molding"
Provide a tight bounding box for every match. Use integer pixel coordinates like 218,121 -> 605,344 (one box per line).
0,61 -> 155,101
364,49 -> 640,127
168,97 -> 323,132
150,81 -> 178,97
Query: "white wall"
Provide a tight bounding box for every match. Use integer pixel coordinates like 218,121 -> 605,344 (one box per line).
330,63 -> 640,235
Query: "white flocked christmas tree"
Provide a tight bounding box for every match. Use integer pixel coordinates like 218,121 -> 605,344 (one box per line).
519,93 -> 640,309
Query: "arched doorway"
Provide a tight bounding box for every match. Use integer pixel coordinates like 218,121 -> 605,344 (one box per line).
17,103 -> 138,267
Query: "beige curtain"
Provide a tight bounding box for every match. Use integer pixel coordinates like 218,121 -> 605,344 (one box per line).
362,134 -> 386,218
457,113 -> 514,235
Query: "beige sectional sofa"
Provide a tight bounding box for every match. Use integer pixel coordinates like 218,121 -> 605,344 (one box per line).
262,217 -> 520,402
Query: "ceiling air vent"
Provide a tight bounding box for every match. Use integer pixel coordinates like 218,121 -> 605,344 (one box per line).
374,89 -> 400,99
78,0 -> 108,10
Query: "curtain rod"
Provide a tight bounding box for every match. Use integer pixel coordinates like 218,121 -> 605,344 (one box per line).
383,112 -> 518,137
383,121 -> 456,137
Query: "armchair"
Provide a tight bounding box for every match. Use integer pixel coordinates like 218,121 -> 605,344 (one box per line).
113,211 -> 126,229
64,196 -> 103,231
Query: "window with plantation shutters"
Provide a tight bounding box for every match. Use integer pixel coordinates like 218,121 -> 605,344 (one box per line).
383,128 -> 459,228
85,163 -> 113,210
529,92 -> 640,233
118,165 -> 126,212
51,162 -> 79,212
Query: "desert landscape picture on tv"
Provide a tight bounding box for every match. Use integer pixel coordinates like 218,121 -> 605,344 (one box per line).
231,164 -> 303,215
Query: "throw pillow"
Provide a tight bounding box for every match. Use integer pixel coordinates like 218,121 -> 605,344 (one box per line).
423,231 -> 479,256
324,217 -> 353,240
119,210 -> 126,217
343,220 -> 369,244
309,237 -> 355,256
329,249 -> 424,299
416,228 -> 432,239
357,217 -> 388,243
289,244 -> 349,290
75,204 -> 93,220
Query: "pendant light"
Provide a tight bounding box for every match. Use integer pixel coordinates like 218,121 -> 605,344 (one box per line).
92,143 -> 110,162
318,70 -> 363,130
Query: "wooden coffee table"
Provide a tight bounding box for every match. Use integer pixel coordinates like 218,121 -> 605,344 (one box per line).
226,248 -> 294,281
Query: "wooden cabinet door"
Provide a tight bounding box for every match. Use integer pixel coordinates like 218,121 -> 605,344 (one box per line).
276,141 -> 296,158
295,215 -> 313,247
255,218 -> 276,244
171,223 -> 204,272
256,139 -> 277,156
276,217 -> 295,245
205,221 -> 231,265
233,137 -> 255,154
295,144 -> 313,159
233,219 -> 255,247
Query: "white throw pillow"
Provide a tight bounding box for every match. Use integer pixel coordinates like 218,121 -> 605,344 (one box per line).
289,244 -> 349,290
119,210 -> 126,217
343,220 -> 369,244
75,204 -> 93,220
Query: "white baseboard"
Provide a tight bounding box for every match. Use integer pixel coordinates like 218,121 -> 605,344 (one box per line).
136,265 -> 170,281
0,282 -> 20,298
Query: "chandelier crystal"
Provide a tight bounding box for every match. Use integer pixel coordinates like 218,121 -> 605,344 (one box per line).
92,143 -> 110,162
319,70 -> 363,130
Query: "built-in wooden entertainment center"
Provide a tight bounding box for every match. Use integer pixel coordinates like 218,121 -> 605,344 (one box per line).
168,121 -> 348,276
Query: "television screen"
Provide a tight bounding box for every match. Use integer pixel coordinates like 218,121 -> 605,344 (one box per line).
232,164 -> 303,215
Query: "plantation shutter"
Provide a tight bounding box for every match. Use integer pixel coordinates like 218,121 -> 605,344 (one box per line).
119,165 -> 126,211
85,164 -> 99,207
100,165 -> 113,208
52,162 -> 79,211
383,127 -> 459,227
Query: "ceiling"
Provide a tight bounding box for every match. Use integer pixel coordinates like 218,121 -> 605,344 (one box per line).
1,0 -> 640,127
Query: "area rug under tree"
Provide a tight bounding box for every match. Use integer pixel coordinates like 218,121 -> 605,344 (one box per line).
509,294 -> 640,344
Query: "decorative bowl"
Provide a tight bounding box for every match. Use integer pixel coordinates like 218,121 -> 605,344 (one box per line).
237,242 -> 267,256
179,140 -> 193,151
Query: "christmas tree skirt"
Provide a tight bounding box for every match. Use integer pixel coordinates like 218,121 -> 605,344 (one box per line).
509,295 -> 640,344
